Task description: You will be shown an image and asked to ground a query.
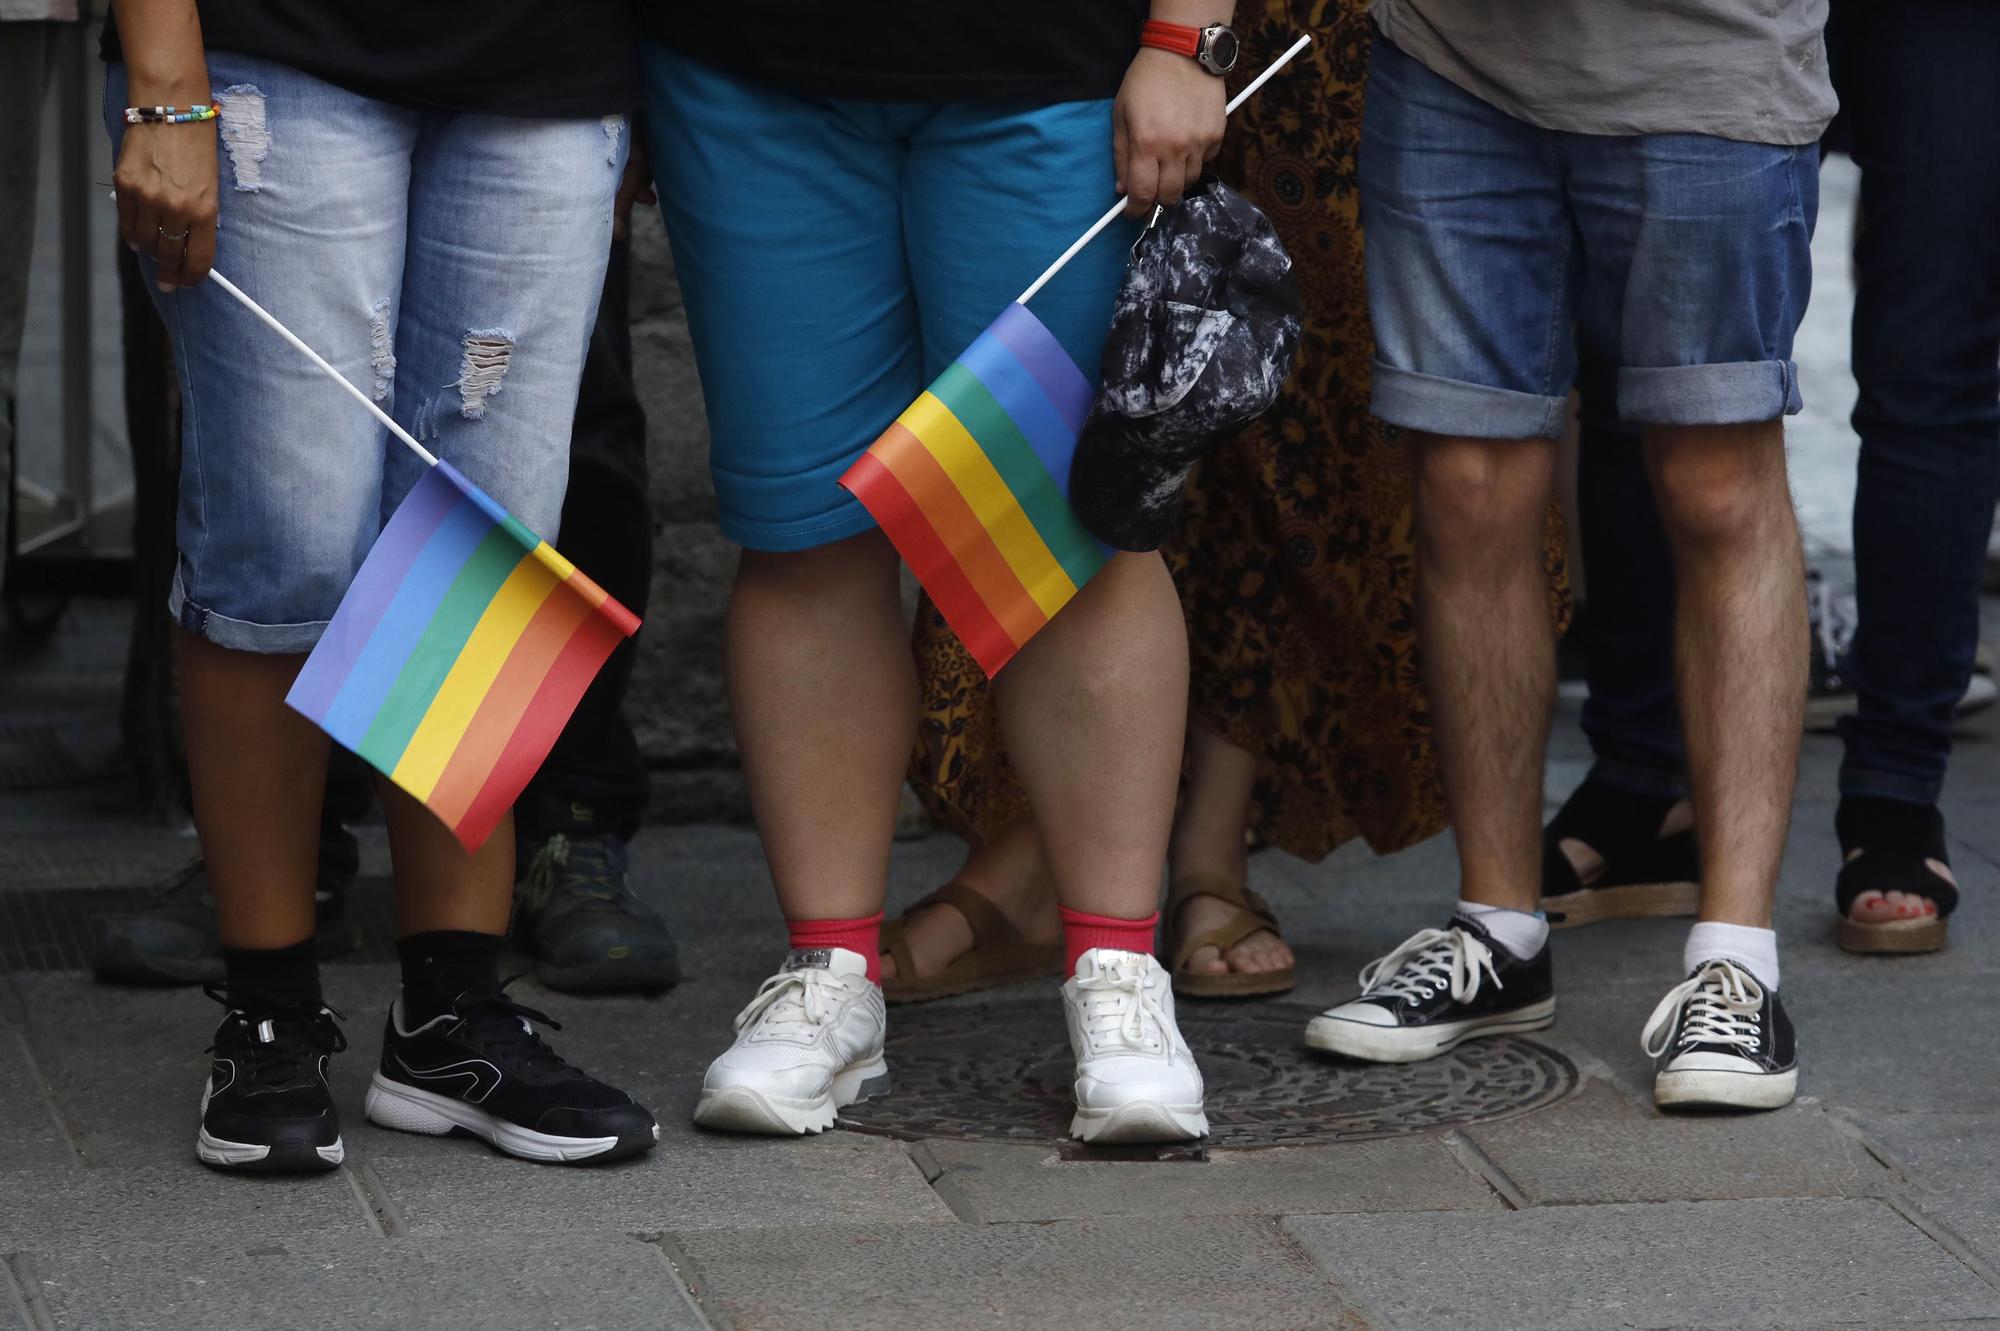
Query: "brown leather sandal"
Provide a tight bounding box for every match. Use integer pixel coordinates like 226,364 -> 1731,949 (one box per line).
1163,873 -> 1296,999
880,880 -> 1063,1005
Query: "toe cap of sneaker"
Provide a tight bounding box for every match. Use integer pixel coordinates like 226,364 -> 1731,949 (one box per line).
534,1100 -> 659,1141
1314,1000 -> 1401,1029
1075,1059 -> 1203,1111
1660,1049 -> 1773,1076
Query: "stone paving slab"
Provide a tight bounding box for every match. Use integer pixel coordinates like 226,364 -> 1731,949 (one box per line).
0,1163 -> 373,1249
0,1026 -> 72,1174
369,1126 -> 954,1236
1285,1198 -> 2000,1331
12,1236 -> 704,1331
915,1136 -> 1501,1223
1837,1111 -> 2000,1265
669,1215 -> 1358,1331
1463,1080 -> 1896,1205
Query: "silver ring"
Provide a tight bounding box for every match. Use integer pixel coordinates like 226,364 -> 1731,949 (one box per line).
158,226 -> 189,241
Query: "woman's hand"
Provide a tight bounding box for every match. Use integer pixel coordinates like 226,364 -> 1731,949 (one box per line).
114,103 -> 220,291
1112,46 -> 1227,216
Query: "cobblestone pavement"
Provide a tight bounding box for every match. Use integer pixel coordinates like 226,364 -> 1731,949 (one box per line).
8,156 -> 2000,1331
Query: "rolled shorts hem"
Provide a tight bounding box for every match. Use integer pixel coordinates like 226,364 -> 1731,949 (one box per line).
168,570 -> 328,655
1617,360 -> 1802,426
1836,766 -> 1944,808
718,502 -> 881,554
1369,362 -> 1568,440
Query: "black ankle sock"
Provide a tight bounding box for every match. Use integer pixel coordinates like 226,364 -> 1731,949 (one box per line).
221,938 -> 323,1010
397,930 -> 504,1027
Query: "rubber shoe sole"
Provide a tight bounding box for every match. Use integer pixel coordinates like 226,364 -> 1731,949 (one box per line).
365,1073 -> 659,1164
692,1059 -> 890,1136
195,1127 -> 344,1173
1070,1101 -> 1208,1144
1545,881 -> 1699,929
1655,1064 -> 1798,1111
1305,996 -> 1557,1064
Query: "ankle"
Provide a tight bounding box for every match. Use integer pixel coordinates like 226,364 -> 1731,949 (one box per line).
221,937 -> 323,1010
398,929 -> 504,1027
789,914 -> 884,984
1059,906 -> 1159,974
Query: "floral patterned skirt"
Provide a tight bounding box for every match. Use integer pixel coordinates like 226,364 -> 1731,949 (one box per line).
907,0 -> 1569,864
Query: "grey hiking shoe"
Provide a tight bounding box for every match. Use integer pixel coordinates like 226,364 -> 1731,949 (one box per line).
517,833 -> 681,994
91,851 -> 363,986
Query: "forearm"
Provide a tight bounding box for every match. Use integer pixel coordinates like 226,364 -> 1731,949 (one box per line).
111,0 -> 210,103
1149,0 -> 1235,27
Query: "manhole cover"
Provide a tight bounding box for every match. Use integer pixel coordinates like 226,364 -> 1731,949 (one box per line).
839,998 -> 1577,1148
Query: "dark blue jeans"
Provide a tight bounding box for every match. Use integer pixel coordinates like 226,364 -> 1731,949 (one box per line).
1578,0 -> 2000,809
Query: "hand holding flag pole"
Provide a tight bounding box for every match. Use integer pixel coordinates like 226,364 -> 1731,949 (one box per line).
840,33 -> 1313,677
205,267 -> 640,852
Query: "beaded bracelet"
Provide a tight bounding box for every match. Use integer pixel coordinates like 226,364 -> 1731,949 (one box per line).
124,104 -> 219,125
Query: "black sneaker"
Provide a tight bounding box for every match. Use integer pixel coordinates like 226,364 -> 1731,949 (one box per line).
197,985 -> 348,1173
365,981 -> 659,1164
517,832 -> 681,993
1642,959 -> 1797,1110
93,847 -> 362,986
1305,916 -> 1555,1063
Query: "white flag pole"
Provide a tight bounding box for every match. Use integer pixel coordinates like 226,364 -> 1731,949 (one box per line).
1014,32 -> 1313,307
206,268 -> 441,468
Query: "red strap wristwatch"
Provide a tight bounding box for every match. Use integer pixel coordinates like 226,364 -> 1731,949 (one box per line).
1139,19 -> 1241,75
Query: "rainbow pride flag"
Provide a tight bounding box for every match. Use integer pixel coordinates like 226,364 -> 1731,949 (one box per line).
288,463 -> 640,851
840,302 -> 1105,675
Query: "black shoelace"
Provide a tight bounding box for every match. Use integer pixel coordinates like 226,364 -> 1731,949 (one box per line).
202,983 -> 348,1090
449,978 -> 577,1079
520,834 -> 634,916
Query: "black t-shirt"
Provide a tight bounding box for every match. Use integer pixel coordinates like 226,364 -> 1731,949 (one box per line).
641,1 -> 1151,103
103,2 -> 639,118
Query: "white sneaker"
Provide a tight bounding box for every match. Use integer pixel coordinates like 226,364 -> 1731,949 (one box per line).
692,947 -> 889,1136
1062,949 -> 1208,1144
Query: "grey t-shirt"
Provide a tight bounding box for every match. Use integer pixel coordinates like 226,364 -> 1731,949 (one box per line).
1371,0 -> 1838,146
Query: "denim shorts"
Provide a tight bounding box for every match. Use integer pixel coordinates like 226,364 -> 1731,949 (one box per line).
641,45 -> 1134,552
1359,34 -> 1820,440
107,53 -> 623,652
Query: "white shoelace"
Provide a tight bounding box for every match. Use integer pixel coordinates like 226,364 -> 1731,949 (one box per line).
1075,955 -> 1171,1054
1358,926 -> 1501,1006
733,967 -> 836,1038
1641,958 -> 1765,1058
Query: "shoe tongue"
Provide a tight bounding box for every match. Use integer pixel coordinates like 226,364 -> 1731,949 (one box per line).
1447,913 -> 1495,948
1075,947 -> 1152,980
783,946 -> 869,979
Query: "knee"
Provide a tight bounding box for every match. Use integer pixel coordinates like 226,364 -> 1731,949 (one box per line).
1413,438 -> 1548,558
1648,428 -> 1787,550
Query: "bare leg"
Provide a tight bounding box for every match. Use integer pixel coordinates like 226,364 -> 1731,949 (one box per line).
993,551 -> 1186,920
1411,434 -> 1560,912
381,782 -> 515,937
1646,422 -> 1806,927
176,630 -> 326,949
1170,721 -> 1293,976
727,531 -> 916,921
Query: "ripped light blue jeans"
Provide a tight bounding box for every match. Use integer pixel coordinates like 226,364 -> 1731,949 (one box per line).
107,51 -> 625,652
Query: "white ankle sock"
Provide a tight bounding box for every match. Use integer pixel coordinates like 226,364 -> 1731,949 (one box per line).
1684,921 -> 1780,990
1455,899 -> 1549,961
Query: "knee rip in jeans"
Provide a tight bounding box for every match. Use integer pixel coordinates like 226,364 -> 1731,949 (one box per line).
454,330 -> 513,419
600,114 -> 624,166
215,85 -> 269,192
368,298 -> 396,401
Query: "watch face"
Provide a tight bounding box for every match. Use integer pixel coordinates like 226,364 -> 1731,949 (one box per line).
1206,28 -> 1241,72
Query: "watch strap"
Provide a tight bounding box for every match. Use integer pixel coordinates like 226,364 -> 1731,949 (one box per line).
1139,19 -> 1203,59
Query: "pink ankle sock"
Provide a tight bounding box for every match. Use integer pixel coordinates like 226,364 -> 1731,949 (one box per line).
787,913 -> 884,984
1059,907 -> 1160,974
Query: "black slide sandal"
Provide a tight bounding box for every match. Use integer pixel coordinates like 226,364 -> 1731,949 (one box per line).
1542,777 -> 1701,928
1835,797 -> 1956,955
